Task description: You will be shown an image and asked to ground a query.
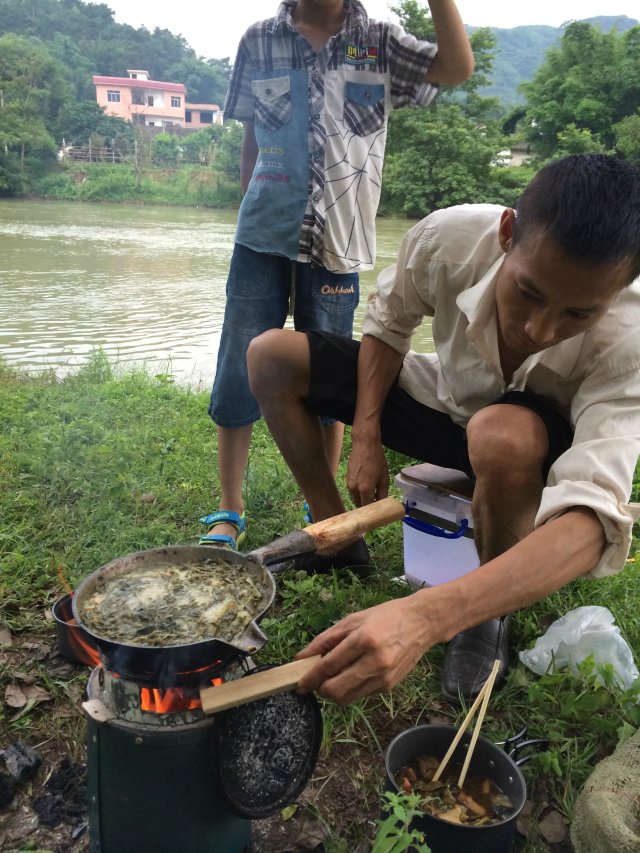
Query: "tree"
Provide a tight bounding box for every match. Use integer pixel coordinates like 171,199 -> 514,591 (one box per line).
214,122 -> 243,181
0,33 -> 69,170
380,105 -> 507,216
54,101 -> 132,146
166,56 -> 231,105
613,112 -> 640,166
521,22 -> 640,159
151,132 -> 182,165
381,1 -> 509,217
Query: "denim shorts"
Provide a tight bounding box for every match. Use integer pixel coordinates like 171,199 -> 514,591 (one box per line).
304,331 -> 574,479
209,243 -> 359,428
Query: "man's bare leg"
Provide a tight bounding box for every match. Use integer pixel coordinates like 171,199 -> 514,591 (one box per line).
323,421 -> 345,481
468,404 -> 548,563
441,404 -> 549,702
248,328 -> 346,522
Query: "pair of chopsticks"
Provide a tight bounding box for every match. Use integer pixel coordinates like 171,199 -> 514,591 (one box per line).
432,657 -> 502,789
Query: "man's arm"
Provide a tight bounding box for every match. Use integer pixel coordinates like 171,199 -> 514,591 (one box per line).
296,506 -> 606,704
424,0 -> 474,85
240,123 -> 258,194
347,334 -> 403,507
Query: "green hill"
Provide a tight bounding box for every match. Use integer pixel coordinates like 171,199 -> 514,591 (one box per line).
469,15 -> 639,108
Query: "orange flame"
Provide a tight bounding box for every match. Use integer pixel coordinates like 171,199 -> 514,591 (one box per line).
140,677 -> 223,713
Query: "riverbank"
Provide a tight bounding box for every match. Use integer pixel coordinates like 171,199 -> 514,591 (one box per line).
31,162 -> 243,208
1,355 -> 638,852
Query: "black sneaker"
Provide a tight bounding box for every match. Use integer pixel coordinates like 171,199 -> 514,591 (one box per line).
292,538 -> 371,577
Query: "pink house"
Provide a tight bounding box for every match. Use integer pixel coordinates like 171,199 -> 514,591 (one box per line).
93,69 -> 223,129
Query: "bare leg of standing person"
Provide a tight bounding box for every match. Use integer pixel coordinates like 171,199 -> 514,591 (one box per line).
201,424 -> 253,543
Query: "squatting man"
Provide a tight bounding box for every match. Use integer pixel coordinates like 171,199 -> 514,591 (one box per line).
247,153 -> 640,705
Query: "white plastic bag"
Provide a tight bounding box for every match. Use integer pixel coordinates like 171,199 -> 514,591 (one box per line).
519,605 -> 639,690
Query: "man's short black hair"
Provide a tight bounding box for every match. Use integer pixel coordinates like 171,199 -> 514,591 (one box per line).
513,154 -> 640,283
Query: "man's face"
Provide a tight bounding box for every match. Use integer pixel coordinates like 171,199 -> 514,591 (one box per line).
495,212 -> 632,359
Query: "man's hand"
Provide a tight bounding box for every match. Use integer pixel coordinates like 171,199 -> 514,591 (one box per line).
346,439 -> 389,506
295,596 -> 435,704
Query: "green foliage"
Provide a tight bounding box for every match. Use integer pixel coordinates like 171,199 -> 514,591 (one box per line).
0,0 -> 231,104
151,133 -> 182,166
53,101 -> 133,147
521,21 -> 640,159
214,121 -> 244,182
30,162 -> 241,207
0,33 -> 68,159
372,792 -> 431,853
613,112 -> 640,166
0,153 -> 27,196
382,2 -> 514,216
381,104 -> 510,217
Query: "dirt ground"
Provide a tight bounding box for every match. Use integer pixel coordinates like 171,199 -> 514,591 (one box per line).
0,620 -> 573,853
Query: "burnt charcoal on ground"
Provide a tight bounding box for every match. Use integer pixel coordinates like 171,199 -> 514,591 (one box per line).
0,770 -> 16,808
1,740 -> 42,783
32,757 -> 88,828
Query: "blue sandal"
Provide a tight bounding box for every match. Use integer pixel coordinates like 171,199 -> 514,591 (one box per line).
302,501 -> 313,525
198,510 -> 247,550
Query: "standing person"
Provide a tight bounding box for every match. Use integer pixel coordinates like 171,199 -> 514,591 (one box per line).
246,153 -> 640,702
200,0 -> 474,551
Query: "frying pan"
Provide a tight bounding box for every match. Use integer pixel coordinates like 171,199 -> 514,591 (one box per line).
71,498 -> 405,686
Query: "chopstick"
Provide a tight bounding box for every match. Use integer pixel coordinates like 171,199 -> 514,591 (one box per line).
431,657 -> 502,784
457,658 -> 501,788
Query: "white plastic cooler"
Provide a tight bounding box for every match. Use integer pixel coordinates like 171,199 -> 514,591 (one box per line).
395,463 -> 479,588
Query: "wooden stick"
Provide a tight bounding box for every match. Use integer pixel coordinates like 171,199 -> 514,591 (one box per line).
456,659 -> 501,789
200,655 -> 322,714
431,671 -> 494,782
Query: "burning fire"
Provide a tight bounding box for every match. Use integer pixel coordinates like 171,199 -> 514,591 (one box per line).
68,620 -> 103,667
140,678 -> 223,713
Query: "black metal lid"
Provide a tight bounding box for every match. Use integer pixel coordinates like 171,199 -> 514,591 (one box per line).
210,668 -> 322,820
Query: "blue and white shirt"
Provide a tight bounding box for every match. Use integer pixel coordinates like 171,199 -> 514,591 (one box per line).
225,0 -> 438,272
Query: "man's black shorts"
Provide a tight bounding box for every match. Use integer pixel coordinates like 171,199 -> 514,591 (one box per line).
303,331 -> 574,479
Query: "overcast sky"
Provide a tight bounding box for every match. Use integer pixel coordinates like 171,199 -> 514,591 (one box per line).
102,0 -> 640,61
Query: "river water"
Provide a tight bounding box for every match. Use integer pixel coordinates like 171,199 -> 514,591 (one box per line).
0,199 -> 432,390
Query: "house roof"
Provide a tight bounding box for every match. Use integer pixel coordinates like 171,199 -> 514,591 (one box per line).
92,75 -> 186,94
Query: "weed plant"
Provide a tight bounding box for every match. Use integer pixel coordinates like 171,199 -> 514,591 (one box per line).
0,352 -> 638,851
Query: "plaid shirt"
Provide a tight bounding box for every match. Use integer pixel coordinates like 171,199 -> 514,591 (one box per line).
225,0 -> 437,272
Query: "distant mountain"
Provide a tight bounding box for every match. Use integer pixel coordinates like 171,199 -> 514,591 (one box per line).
469,15 -> 639,109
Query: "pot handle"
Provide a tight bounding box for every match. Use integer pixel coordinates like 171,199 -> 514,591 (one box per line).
508,737 -> 550,766
496,726 -> 549,766
250,497 -> 406,567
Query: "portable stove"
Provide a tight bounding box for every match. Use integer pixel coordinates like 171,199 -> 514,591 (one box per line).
83,661 -> 253,853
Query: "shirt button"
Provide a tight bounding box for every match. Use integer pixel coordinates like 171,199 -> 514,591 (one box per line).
364,90 -> 371,99
265,87 -> 272,95
313,113 -> 320,120
313,194 -> 320,202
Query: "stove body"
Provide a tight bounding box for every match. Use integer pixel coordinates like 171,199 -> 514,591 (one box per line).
84,666 -> 252,853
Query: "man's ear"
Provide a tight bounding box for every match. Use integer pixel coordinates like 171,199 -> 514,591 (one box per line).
498,208 -> 516,252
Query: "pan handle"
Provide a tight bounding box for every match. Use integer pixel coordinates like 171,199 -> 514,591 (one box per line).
304,497 -> 406,550
249,497 -> 406,567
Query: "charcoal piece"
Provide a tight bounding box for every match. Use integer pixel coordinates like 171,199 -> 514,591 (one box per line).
0,770 -> 16,808
32,758 -> 88,827
2,741 -> 42,782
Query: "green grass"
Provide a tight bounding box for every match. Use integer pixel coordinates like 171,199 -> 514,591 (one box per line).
0,352 -> 638,852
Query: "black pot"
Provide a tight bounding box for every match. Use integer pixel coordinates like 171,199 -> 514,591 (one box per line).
385,725 -> 530,853
52,592 -> 101,667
